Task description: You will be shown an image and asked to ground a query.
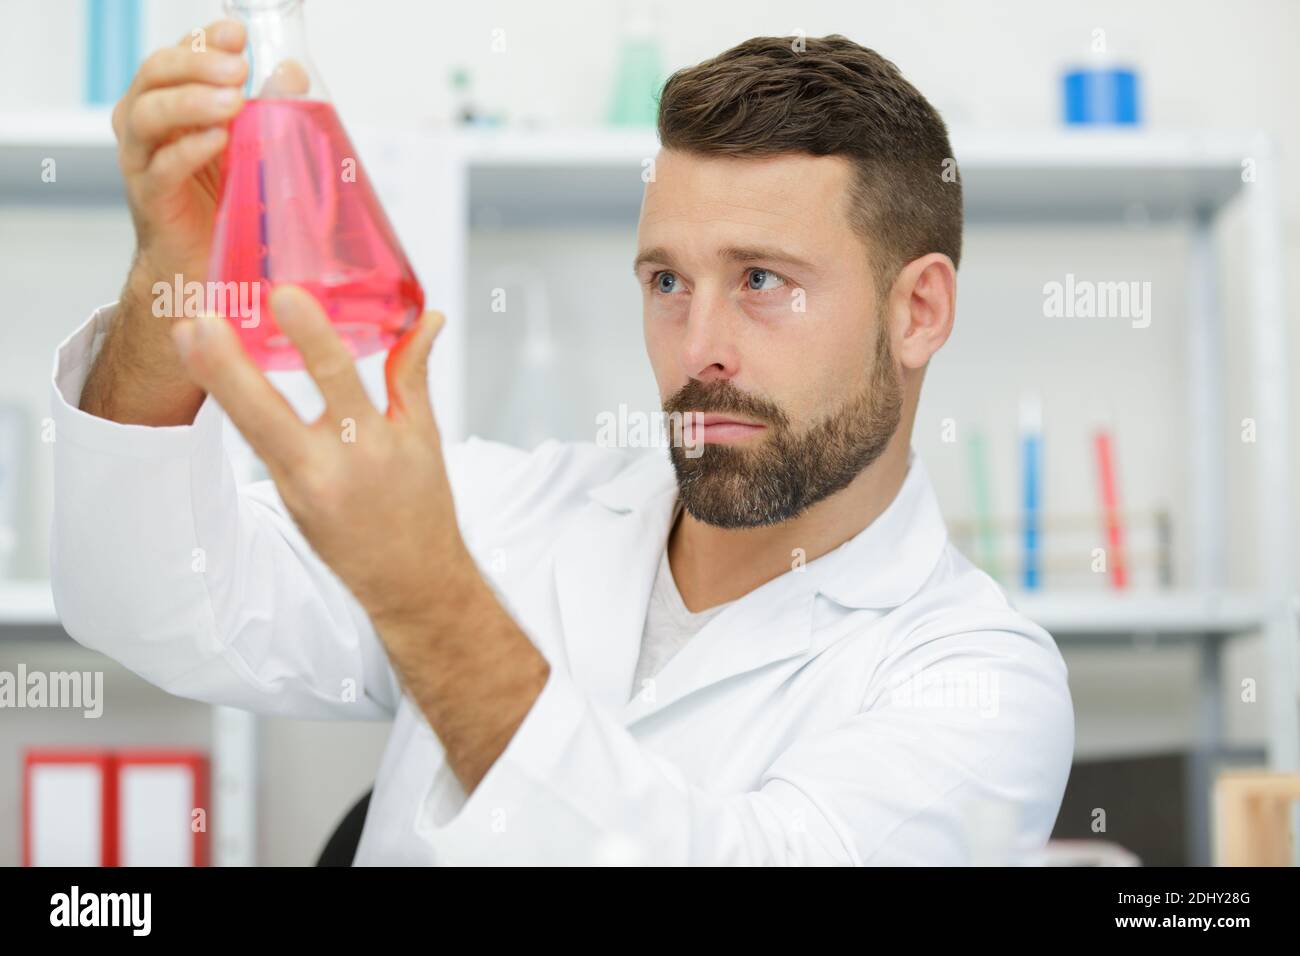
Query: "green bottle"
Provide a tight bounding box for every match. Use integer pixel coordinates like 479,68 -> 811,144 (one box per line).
607,7 -> 664,127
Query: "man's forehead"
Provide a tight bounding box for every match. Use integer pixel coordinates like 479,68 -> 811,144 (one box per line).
639,148 -> 853,240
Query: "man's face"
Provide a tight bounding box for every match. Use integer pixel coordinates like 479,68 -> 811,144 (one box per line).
636,149 -> 903,529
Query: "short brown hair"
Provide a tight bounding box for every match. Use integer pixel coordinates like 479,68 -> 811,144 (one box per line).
657,35 -> 962,296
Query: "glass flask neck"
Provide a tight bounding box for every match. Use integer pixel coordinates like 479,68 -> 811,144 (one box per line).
224,0 -> 329,101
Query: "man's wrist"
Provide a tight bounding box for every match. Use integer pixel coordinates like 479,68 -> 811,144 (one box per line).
369,544 -> 488,646
79,266 -> 207,424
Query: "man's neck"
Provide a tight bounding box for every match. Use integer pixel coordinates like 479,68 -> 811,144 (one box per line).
666,433 -> 913,613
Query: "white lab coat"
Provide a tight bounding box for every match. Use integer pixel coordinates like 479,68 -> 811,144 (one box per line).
49,304 -> 1074,866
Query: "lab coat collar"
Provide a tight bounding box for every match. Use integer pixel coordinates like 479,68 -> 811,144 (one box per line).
555,445 -> 949,724
586,445 -> 948,610
803,448 -> 950,610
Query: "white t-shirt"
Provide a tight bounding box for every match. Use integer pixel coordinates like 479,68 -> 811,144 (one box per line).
630,507 -> 735,700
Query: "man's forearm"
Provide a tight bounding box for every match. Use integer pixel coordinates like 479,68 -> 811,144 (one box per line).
376,562 -> 551,794
80,268 -> 207,426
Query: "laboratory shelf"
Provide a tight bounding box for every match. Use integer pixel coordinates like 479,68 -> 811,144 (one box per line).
459,126 -> 1260,228
0,108 -> 115,145
1010,590 -> 1271,639
0,578 -> 59,628
0,109 -> 121,204
0,112 -> 1262,223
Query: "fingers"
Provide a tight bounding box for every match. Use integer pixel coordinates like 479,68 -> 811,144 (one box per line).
121,84 -> 243,168
146,126 -> 229,192
177,18 -> 247,55
384,311 -> 445,429
270,286 -> 375,418
259,59 -> 311,97
135,45 -> 246,97
114,20 -> 247,172
171,314 -> 312,472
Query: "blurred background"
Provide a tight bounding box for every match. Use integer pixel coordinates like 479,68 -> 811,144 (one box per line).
1,0 -> 1298,866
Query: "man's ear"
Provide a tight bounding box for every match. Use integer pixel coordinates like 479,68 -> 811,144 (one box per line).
889,253 -> 957,370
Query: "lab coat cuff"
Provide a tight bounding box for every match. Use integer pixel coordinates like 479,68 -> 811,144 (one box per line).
49,302 -> 222,458
415,663 -> 592,862
498,661 -> 588,781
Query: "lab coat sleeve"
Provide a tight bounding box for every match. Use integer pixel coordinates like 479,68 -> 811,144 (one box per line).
415,623 -> 1074,865
48,303 -> 402,719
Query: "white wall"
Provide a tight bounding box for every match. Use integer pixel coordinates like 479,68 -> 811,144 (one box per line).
2,0 -> 1297,863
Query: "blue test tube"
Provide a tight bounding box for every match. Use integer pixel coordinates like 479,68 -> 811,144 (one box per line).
85,0 -> 142,106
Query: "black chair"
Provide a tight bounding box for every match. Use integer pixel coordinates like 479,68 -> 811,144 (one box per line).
316,788 -> 373,866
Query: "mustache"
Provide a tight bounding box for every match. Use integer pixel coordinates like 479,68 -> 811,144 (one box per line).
663,379 -> 790,429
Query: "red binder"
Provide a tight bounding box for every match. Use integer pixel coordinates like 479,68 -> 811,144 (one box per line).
22,749 -> 117,867
23,748 -> 209,867
116,750 -> 209,867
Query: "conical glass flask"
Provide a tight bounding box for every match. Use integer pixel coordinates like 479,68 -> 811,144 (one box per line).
207,0 -> 424,370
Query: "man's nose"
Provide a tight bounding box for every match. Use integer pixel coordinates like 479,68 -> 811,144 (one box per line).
680,287 -> 740,381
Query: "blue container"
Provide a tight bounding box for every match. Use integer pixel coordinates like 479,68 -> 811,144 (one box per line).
85,0 -> 142,106
1062,67 -> 1140,125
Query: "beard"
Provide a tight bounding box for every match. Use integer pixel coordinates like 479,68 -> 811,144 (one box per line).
663,321 -> 903,529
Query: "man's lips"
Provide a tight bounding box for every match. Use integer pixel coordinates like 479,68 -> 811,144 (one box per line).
682,412 -> 768,444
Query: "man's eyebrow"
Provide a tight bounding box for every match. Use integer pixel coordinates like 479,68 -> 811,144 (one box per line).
632,246 -> 674,274
718,245 -> 817,272
632,245 -> 816,274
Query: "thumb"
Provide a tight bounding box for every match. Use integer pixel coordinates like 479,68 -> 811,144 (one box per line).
260,58 -> 311,97
384,310 -> 445,426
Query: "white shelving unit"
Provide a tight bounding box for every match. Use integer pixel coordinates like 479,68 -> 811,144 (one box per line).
1,114 -> 1295,864
1011,590 -> 1270,638
0,579 -> 57,626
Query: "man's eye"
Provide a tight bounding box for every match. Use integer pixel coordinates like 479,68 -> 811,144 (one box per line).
654,271 -> 684,294
746,268 -> 785,291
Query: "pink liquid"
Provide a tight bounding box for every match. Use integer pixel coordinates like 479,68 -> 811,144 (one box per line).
206,99 -> 424,370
